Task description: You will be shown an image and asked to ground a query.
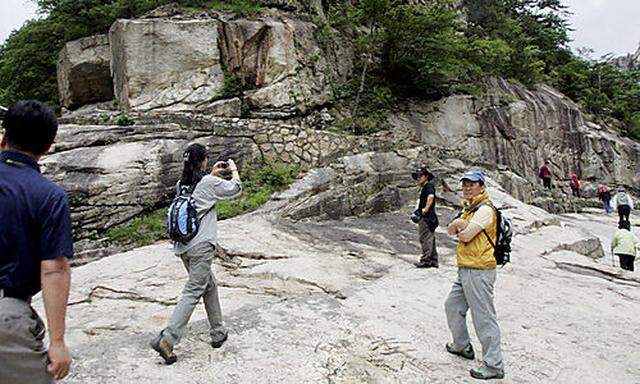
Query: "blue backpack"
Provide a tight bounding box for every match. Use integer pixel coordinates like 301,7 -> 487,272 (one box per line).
167,185 -> 200,244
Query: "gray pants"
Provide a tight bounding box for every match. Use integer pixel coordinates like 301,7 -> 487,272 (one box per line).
162,242 -> 227,346
0,298 -> 54,384
418,220 -> 438,265
444,268 -> 503,369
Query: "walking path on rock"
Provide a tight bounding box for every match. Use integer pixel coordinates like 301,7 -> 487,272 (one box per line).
33,186 -> 640,383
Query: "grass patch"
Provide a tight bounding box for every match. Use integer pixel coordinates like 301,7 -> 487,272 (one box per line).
217,163 -> 301,220
106,208 -> 167,247
105,163 -> 301,247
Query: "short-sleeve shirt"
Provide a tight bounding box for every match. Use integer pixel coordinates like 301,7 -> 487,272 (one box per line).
470,205 -> 494,230
417,182 -> 437,218
174,175 -> 242,254
0,151 -> 74,297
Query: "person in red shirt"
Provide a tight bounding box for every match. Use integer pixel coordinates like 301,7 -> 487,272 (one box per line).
538,160 -> 552,190
570,173 -> 581,197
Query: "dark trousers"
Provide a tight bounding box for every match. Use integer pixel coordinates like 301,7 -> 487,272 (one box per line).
617,253 -> 635,272
618,204 -> 631,226
543,177 -> 552,190
418,220 -> 438,265
571,187 -> 580,197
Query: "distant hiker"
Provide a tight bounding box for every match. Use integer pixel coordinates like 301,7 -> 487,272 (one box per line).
570,173 -> 581,197
611,221 -> 639,272
612,187 -> 633,227
411,167 -> 439,268
598,185 -> 613,214
152,143 -> 242,365
445,171 -> 504,380
0,101 -> 73,383
538,160 -> 553,190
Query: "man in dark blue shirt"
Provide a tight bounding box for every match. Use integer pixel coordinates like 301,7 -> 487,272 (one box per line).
0,100 -> 73,383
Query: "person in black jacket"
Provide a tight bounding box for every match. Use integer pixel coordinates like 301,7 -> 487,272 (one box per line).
412,167 -> 439,268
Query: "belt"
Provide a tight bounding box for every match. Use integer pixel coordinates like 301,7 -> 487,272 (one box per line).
0,288 -> 32,302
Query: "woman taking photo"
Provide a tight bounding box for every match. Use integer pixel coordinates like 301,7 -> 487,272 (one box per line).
152,143 -> 242,364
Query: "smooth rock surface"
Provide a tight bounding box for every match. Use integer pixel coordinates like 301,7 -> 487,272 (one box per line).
33,181 -> 640,383
109,18 -> 225,112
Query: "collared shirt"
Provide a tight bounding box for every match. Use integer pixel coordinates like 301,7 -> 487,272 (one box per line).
0,151 -> 73,297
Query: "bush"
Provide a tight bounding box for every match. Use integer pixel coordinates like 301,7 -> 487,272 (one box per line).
114,114 -> 135,126
218,70 -> 243,99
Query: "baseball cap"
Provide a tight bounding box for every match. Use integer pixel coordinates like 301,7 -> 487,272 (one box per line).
460,170 -> 485,184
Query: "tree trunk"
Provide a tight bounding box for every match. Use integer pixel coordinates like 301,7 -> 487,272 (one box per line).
350,23 -> 376,134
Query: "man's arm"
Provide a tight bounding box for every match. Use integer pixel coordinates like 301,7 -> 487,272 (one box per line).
41,257 -> 72,380
457,205 -> 493,243
458,222 -> 484,243
448,218 -> 468,236
422,195 -> 434,215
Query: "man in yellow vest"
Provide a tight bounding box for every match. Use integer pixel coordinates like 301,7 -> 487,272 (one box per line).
445,171 -> 504,380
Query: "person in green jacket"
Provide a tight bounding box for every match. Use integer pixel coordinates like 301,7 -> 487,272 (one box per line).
610,221 -> 639,272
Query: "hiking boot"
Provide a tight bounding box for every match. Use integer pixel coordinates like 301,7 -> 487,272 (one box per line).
446,342 -> 475,360
151,333 -> 177,365
415,261 -> 438,269
470,364 -> 505,380
211,333 -> 228,349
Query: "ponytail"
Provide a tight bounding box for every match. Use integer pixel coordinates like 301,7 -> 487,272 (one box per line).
179,143 -> 207,191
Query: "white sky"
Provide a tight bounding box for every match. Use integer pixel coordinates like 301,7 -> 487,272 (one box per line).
0,0 -> 639,57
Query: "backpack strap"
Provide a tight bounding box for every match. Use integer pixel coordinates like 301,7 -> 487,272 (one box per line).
473,201 -> 497,249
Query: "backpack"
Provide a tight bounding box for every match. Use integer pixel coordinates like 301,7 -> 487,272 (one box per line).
617,192 -> 630,207
483,204 -> 513,266
468,202 -> 513,267
167,185 -> 201,244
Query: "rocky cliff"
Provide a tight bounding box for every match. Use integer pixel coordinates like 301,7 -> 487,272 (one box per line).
612,43 -> 640,72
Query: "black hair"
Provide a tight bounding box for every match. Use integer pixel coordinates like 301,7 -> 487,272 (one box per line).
619,221 -> 631,230
179,143 -> 208,190
2,100 -> 58,155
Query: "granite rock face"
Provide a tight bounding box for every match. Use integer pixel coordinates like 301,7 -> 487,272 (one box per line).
57,35 -> 114,110
109,18 -> 225,112
219,15 -> 351,117
389,80 -> 640,196
612,43 -> 640,72
59,12 -> 351,116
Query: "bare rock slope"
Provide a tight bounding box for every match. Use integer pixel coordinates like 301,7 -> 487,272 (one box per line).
34,175 -> 640,383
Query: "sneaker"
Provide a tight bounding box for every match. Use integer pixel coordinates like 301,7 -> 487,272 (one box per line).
446,342 -> 475,360
470,364 -> 505,380
415,261 -> 438,269
151,333 -> 177,365
211,333 -> 228,349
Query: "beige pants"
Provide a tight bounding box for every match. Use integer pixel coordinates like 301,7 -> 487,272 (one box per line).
0,297 -> 54,384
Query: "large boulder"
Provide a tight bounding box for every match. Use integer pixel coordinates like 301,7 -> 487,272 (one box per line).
109,18 -> 225,112
218,15 -> 351,118
57,35 -> 114,110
